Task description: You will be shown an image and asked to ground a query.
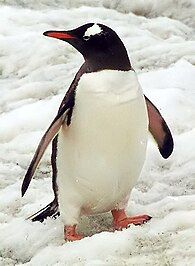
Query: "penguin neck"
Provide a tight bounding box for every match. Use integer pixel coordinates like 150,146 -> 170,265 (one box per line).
83,50 -> 132,73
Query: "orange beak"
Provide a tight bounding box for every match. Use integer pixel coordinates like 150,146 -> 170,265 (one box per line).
43,31 -> 76,40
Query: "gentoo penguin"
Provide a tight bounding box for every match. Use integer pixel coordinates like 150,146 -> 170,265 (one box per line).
21,23 -> 173,241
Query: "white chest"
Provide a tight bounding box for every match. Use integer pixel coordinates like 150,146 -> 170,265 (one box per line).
57,70 -> 148,216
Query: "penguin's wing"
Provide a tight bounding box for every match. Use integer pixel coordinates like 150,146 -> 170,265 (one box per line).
144,96 -> 174,159
21,106 -> 70,196
21,64 -> 85,197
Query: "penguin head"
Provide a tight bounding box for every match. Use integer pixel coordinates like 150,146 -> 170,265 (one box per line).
43,23 -> 131,71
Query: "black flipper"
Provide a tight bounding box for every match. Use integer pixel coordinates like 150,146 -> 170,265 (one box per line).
21,108 -> 69,197
145,96 -> 174,158
21,64 -> 87,197
22,65 -> 88,222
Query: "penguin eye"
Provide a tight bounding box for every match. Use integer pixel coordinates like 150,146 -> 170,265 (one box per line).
83,35 -> 90,41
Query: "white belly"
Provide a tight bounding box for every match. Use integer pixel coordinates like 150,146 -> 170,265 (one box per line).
57,70 -> 148,225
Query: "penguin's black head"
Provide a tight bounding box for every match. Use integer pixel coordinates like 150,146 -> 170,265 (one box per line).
43,23 -> 131,71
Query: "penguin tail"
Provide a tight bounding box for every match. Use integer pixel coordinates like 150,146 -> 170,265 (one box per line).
27,199 -> 60,222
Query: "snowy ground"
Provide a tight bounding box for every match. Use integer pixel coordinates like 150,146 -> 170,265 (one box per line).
0,1 -> 195,265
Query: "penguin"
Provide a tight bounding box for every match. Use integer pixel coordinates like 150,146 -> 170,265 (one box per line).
21,23 -> 173,241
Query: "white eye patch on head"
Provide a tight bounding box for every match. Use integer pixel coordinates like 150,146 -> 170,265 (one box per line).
84,24 -> 103,38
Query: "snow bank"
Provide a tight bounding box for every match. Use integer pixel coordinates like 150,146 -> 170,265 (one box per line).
0,1 -> 195,265
2,0 -> 195,27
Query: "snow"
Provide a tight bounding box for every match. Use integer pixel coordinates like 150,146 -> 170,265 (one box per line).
0,1 -> 195,265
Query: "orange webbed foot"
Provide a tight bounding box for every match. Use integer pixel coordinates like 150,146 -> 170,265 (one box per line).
112,209 -> 151,230
64,225 -> 83,241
